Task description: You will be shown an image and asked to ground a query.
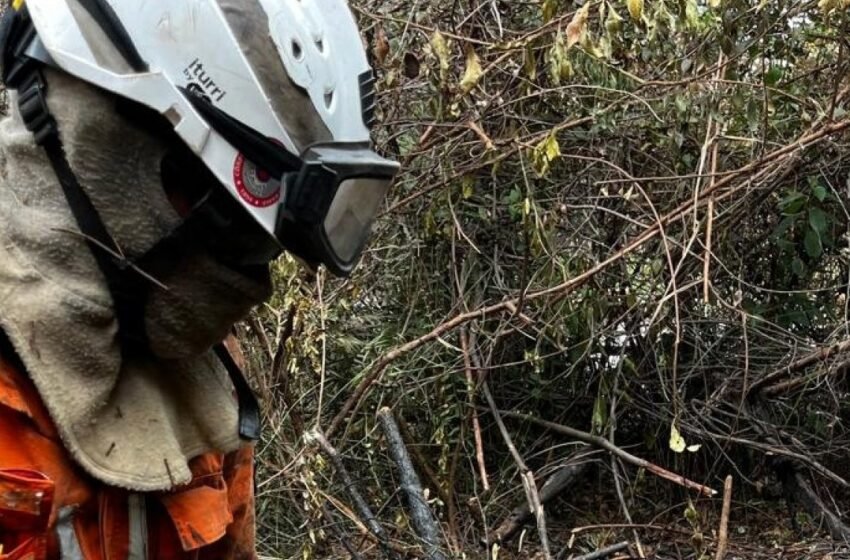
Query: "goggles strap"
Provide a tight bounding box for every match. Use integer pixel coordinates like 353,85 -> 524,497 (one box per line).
1,14 -> 261,440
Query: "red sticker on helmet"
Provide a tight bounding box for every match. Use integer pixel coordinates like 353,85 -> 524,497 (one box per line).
233,153 -> 282,208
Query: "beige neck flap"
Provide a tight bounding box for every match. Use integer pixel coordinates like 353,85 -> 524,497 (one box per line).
0,71 -> 268,491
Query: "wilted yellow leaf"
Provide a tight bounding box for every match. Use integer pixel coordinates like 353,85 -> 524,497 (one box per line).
531,133 -> 561,177
626,0 -> 643,21
459,46 -> 483,94
819,0 -> 850,12
542,0 -> 559,22
566,3 -> 591,49
547,31 -> 573,85
709,0 -> 721,7
669,422 -> 686,453
430,30 -> 451,82
605,2 -> 624,34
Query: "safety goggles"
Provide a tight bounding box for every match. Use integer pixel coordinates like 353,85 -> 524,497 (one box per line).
185,89 -> 400,275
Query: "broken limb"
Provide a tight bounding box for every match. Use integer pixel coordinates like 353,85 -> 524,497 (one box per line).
557,541 -> 631,560
714,476 -> 733,560
493,409 -> 717,497
781,467 -> 850,542
309,430 -> 400,560
485,450 -> 597,545
377,408 -> 448,560
480,380 -> 553,558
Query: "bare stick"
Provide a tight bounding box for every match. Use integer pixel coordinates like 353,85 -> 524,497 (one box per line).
377,408 -> 447,560
395,414 -> 454,512
309,430 -> 399,560
322,503 -> 365,560
748,338 -> 850,395
460,328 -> 490,491
481,379 -> 553,559
714,476 -> 733,560
494,409 -> 717,497
559,541 -> 631,560
486,451 -> 595,544
781,469 -> 850,541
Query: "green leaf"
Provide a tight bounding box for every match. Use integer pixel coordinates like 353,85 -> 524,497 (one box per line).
592,394 -> 608,433
809,207 -> 828,235
605,2 -> 624,34
764,67 -> 783,87
684,501 -> 699,527
461,176 -> 475,199
779,191 -> 806,215
792,257 -> 806,277
804,229 -> 823,259
547,31 -> 573,85
813,184 -> 828,202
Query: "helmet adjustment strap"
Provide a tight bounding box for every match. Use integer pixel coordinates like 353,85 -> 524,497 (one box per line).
1,8 -> 261,441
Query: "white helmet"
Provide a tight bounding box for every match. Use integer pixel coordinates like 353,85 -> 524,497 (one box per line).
1,0 -> 399,276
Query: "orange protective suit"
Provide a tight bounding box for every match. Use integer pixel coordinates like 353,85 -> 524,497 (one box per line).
0,348 -> 257,560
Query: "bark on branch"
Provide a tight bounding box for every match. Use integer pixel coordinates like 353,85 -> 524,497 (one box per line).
309,430 -> 399,560
748,338 -> 850,396
781,468 -> 850,542
377,408 -> 448,560
485,450 -> 596,545
495,409 -> 717,497
326,118 -> 850,440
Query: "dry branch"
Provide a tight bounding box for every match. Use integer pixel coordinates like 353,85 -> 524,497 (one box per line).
460,327 -> 490,491
748,338 -> 850,396
714,476 -> 733,560
495,409 -> 717,497
781,469 -> 850,542
310,430 -> 399,560
480,378 -> 553,559
485,450 -> 596,545
377,408 -> 447,560
327,118 -> 850,440
558,541 -> 631,560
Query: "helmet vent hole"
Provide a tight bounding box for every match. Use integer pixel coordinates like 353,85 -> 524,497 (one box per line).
292,40 -> 304,60
315,38 -> 325,53
324,90 -> 335,109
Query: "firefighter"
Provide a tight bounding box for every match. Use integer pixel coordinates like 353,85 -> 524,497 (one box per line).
0,1 -> 398,557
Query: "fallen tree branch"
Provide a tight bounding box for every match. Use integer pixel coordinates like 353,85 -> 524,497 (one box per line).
781,468 -> 850,542
748,338 -> 850,396
761,356 -> 850,398
394,413 -> 454,516
714,476 -> 733,560
485,449 -> 597,545
494,409 -> 717,497
558,541 -> 631,560
480,377 -> 553,559
377,408 -> 447,560
321,503 -> 365,560
309,430 -> 399,560
460,327 -> 490,491
322,493 -> 412,556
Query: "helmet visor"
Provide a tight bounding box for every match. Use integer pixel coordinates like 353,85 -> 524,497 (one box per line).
324,177 -> 392,263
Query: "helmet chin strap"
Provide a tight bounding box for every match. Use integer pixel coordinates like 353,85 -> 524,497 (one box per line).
1,9 -> 261,441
